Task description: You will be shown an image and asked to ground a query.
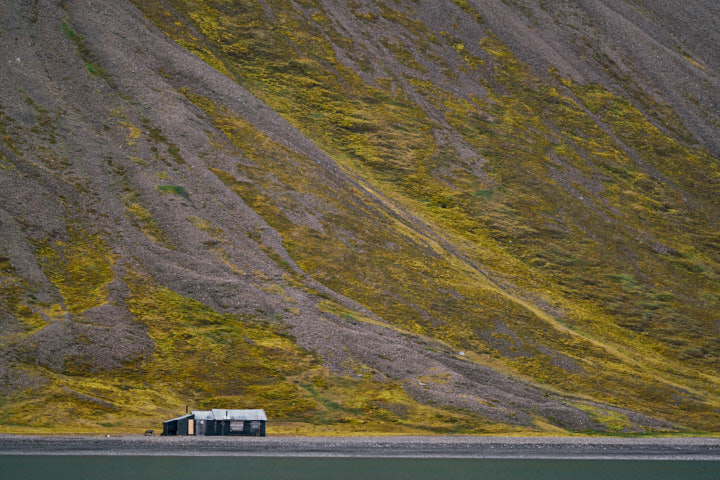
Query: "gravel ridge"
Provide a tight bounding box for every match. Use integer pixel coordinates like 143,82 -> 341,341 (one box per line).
1,435 -> 719,460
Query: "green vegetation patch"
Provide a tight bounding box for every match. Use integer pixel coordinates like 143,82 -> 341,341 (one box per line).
124,193 -> 175,248
33,224 -> 114,314
157,184 -> 190,199
0,272 -> 518,435
0,255 -> 47,336
119,0 -> 720,432
573,403 -> 634,433
124,276 -> 315,398
452,0 -> 486,23
60,20 -> 110,82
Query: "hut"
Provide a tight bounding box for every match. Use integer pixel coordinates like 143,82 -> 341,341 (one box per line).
162,413 -> 194,436
162,409 -> 267,436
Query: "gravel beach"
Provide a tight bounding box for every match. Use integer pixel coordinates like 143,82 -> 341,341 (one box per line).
1,435 -> 719,460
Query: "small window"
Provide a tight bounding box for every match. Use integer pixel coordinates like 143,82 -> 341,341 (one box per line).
230,420 -> 244,432
249,421 -> 261,430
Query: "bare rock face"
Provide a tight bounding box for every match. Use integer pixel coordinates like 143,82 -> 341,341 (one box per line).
0,0 -> 718,433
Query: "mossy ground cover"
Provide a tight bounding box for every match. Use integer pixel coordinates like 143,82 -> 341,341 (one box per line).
120,0 -> 720,431
181,88 -> 719,431
124,195 -> 175,248
33,223 -> 114,315
0,255 -> 48,339
0,269 -> 509,435
6,0 -> 717,434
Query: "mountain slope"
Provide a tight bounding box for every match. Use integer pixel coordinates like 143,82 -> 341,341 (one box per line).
1,0 -> 719,434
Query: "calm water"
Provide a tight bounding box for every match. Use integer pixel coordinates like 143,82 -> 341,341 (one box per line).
1,456 -> 718,480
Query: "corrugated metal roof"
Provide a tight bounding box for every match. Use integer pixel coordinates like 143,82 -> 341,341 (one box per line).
210,409 -> 267,421
180,409 -> 268,421
192,410 -> 214,420
163,413 -> 193,423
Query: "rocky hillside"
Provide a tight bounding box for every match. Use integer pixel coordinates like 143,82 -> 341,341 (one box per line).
1,0 -> 719,434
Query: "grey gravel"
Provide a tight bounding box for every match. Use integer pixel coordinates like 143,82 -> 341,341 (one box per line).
1,435 -> 719,460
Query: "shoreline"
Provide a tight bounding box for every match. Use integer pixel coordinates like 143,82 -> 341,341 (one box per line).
1,435 -> 719,460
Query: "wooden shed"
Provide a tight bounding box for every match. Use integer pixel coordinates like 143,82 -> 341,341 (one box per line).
162,413 -> 194,436
162,409 -> 267,436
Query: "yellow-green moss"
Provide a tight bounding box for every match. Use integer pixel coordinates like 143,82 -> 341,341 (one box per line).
34,224 -> 114,314
124,195 -> 174,248
90,0 -> 720,433
0,256 -> 48,336
0,271 -> 518,434
452,0 -> 486,23
180,71 -> 720,430
573,403 -> 634,432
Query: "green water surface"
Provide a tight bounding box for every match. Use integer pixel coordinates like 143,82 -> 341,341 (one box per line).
1,456 -> 717,479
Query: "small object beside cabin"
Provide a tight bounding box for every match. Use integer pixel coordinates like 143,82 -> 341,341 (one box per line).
162,409 -> 267,436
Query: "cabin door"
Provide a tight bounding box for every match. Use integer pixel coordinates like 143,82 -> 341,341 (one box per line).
188,419 -> 194,435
